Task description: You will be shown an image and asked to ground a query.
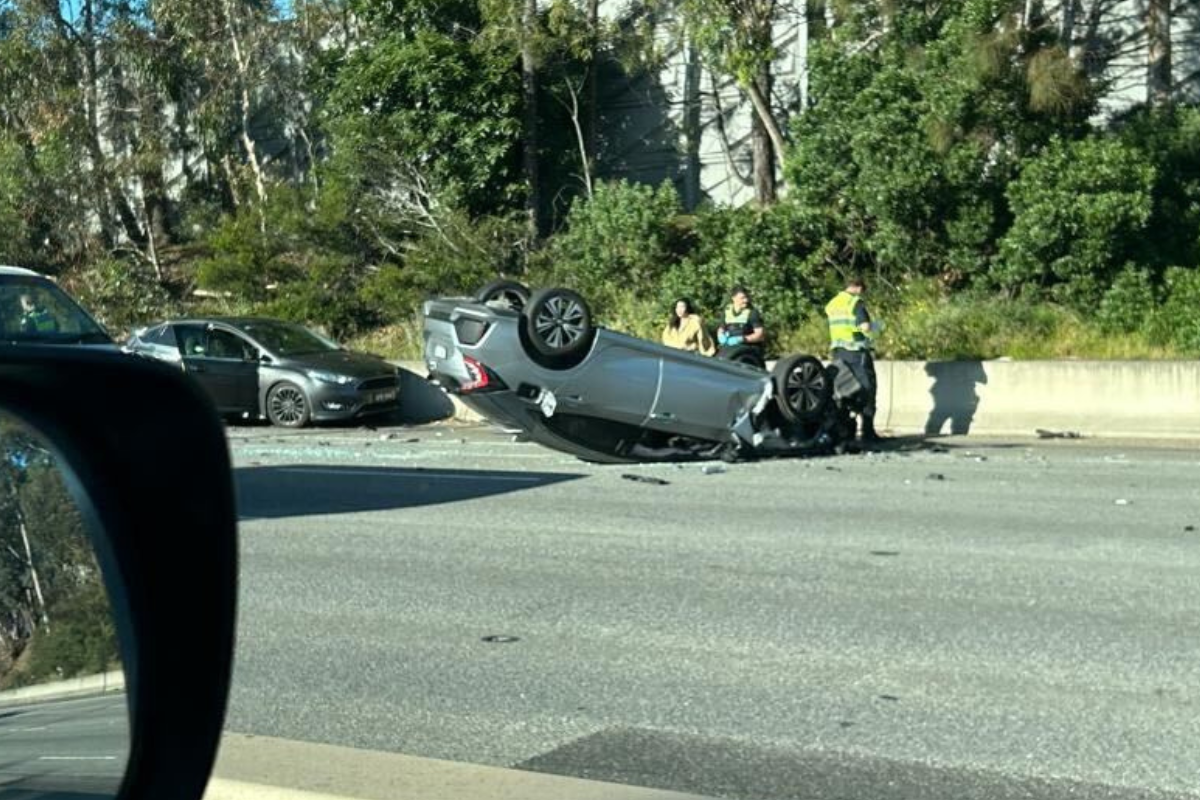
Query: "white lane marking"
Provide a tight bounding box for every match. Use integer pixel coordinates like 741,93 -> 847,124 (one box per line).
276,467 -> 549,483
38,756 -> 119,761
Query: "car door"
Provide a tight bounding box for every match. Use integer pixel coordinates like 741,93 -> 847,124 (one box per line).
553,333 -> 661,428
175,324 -> 260,413
652,350 -> 771,441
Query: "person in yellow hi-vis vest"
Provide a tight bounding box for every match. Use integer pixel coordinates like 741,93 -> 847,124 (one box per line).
826,277 -> 884,443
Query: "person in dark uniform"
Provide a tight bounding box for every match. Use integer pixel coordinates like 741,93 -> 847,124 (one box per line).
18,293 -> 58,335
716,286 -> 765,360
825,277 -> 884,442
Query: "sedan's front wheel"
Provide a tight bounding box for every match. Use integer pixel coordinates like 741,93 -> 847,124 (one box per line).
266,381 -> 311,428
773,354 -> 831,425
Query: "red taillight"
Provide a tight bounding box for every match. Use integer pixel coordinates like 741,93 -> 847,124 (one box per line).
460,355 -> 491,393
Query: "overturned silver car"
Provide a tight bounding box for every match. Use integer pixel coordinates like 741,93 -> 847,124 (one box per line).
422,281 -> 865,463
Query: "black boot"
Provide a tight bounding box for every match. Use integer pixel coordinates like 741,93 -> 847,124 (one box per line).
861,417 -> 885,443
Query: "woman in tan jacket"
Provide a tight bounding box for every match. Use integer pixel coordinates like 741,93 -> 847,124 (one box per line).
661,298 -> 716,356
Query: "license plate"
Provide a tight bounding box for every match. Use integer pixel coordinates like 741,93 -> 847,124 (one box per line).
372,389 -> 397,403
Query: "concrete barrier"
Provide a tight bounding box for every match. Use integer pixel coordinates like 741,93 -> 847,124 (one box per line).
397,358 -> 1200,439
877,360 -> 1200,439
0,669 -> 125,707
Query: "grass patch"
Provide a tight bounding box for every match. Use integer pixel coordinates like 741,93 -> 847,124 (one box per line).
344,319 -> 424,362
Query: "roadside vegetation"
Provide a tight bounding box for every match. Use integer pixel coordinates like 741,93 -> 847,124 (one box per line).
0,0 -> 1196,361
0,419 -> 120,690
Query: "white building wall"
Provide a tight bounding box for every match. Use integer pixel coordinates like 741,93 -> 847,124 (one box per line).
596,0 -> 1199,209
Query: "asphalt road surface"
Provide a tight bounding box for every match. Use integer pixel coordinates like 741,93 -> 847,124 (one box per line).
0,693 -> 129,799
223,422 -> 1200,800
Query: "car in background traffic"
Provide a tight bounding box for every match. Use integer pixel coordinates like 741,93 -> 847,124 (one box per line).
124,317 -> 400,427
0,265 -> 115,348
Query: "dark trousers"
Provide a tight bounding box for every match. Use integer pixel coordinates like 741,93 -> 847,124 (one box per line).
833,348 -> 877,422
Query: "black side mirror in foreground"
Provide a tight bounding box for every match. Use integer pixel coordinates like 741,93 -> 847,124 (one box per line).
0,347 -> 237,800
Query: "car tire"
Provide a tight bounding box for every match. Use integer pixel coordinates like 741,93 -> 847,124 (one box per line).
523,287 -> 594,366
719,344 -> 766,370
773,354 -> 832,425
265,381 -> 311,428
476,279 -> 531,312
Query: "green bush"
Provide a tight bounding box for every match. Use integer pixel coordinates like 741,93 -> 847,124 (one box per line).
194,193 -> 317,302
660,203 -> 833,343
69,258 -> 177,336
22,583 -> 119,685
264,254 -> 381,339
530,180 -> 685,320
361,210 -> 527,323
1097,265 -> 1156,334
1152,266 -> 1200,353
996,136 -> 1156,308
1116,106 -> 1200,272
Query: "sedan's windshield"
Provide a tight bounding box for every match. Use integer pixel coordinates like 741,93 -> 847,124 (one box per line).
235,320 -> 339,357
0,278 -> 111,344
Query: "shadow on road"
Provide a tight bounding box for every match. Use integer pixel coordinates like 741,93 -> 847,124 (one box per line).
235,464 -> 583,519
0,772 -> 120,799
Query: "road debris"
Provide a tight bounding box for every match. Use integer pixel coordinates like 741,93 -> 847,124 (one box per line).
701,465 -> 726,475
1186,525 -> 1196,532
927,473 -> 946,481
1114,498 -> 1132,506
621,474 -> 670,486
1036,429 -> 1083,439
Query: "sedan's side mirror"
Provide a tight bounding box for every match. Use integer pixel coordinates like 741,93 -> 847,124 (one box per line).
0,348 -> 237,800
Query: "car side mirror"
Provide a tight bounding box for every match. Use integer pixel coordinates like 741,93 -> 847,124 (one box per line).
0,347 -> 237,800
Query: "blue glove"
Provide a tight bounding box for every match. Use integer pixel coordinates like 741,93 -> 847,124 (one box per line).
726,335 -> 744,347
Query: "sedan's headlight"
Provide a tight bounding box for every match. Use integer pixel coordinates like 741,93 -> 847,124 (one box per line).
308,370 -> 354,386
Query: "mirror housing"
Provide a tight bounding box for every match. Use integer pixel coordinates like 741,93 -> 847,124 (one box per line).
0,347 -> 238,800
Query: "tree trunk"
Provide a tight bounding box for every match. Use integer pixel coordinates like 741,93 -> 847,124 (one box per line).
522,0 -> 542,239
1147,0 -> 1172,105
682,40 -> 703,211
749,68 -> 778,205
808,0 -> 829,41
79,0 -> 115,248
223,0 -> 269,230
79,0 -> 147,249
1058,0 -> 1073,45
586,0 -> 599,179
16,510 -> 49,629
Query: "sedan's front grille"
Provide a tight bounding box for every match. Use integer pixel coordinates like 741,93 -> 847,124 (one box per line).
358,376 -> 399,392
